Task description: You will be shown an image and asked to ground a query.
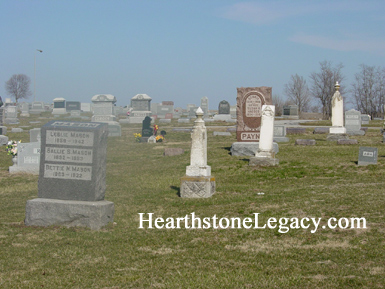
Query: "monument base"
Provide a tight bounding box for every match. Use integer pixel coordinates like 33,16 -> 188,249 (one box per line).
329,127 -> 346,134
213,114 -> 233,121
249,150 -> 279,166
20,113 -> 30,117
346,130 -> 365,136
273,137 -> 289,143
326,133 -> 349,141
180,176 -> 215,198
231,142 -> 279,156
9,165 -> 39,175
25,198 -> 114,230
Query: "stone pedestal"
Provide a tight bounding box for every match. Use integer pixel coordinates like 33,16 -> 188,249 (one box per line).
180,176 -> 215,198
249,152 -> 279,166
25,121 -> 114,230
25,198 -> 114,230
180,107 -> 215,198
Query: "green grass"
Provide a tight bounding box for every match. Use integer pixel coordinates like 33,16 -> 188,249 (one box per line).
1,118 -> 385,288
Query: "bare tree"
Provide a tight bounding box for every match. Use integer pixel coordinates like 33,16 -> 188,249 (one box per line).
5,74 -> 32,103
272,94 -> 285,116
309,61 -> 345,119
352,64 -> 385,118
284,74 -> 310,113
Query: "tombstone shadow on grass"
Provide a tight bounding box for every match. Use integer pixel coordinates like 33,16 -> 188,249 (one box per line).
170,186 -> 181,197
223,146 -> 232,156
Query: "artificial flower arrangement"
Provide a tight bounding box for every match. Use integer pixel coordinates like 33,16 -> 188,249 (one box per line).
153,124 -> 159,136
134,133 -> 142,142
6,140 -> 21,156
155,135 -> 164,142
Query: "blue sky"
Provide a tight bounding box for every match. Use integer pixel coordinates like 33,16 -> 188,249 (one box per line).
1,0 -> 384,109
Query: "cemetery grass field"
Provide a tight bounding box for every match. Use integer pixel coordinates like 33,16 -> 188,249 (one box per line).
1,115 -> 385,288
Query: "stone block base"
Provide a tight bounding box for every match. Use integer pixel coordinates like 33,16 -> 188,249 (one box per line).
231,142 -> 279,156
249,156 -> 279,166
180,176 -> 215,198
25,198 -> 114,230
337,139 -> 358,145
295,139 -> 316,145
326,134 -> 349,141
346,130 -> 365,136
9,165 -> 39,175
273,137 -> 289,143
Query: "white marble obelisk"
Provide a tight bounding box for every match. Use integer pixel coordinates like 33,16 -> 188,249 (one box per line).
186,107 -> 211,177
328,82 -> 348,140
249,105 -> 279,166
180,107 -> 215,198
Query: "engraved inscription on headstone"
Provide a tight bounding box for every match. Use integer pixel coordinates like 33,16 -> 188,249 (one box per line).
236,87 -> 272,142
358,146 -> 378,166
38,120 -> 108,201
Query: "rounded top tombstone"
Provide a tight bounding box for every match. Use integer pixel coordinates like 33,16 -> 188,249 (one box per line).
218,100 -> 230,114
91,94 -> 117,103
132,94 -> 152,100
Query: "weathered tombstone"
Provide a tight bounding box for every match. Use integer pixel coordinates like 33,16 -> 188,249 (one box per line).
129,94 -> 152,123
200,97 -> 209,116
30,102 -> 45,114
30,128 -> 41,142
0,126 -> 7,135
361,115 -> 370,125
164,148 -> 184,157
20,102 -> 30,117
66,101 -> 81,112
214,100 -> 232,121
295,139 -> 316,146
282,105 -> 299,119
236,87 -> 272,142
141,116 -> 153,142
70,110 -> 81,118
327,82 -> 349,141
177,118 -> 190,123
0,107 -> 4,125
188,106 -> 198,118
25,120 -> 114,230
172,128 -> 192,133
273,125 -> 289,142
4,106 -> 19,124
0,135 -> 9,146
249,105 -> 278,166
9,142 -> 41,174
213,131 -> 231,136
81,103 -> 91,112
11,128 -> 23,133
91,94 -> 121,137
313,127 -> 329,134
91,94 -> 117,123
180,108 -> 215,198
345,109 -> 365,135
358,147 -> 378,166
338,139 -> 358,145
286,127 -> 306,134
52,98 -> 67,115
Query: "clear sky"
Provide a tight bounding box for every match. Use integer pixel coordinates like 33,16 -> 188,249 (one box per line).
1,0 -> 384,109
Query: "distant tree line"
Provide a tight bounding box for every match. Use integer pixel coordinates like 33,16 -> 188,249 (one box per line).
281,60 -> 385,119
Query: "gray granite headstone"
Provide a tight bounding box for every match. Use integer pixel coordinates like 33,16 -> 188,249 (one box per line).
313,127 -> 329,134
0,135 -> 9,146
345,109 -> 365,135
38,121 -> 109,201
218,100 -> 230,115
30,102 -> 45,114
25,120 -> 114,230
273,126 -> 289,142
0,107 -> 4,125
0,126 -> 7,135
213,131 -> 231,136
66,101 -> 81,111
11,128 -> 23,133
295,139 -> 316,146
4,106 -> 19,124
9,142 -> 41,174
361,115 -> 370,125
30,128 -> 41,142
286,127 -> 306,134
358,147 -> 378,166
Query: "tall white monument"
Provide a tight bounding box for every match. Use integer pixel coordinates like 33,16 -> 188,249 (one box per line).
327,82 -> 348,140
180,107 -> 215,198
249,105 -> 279,166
